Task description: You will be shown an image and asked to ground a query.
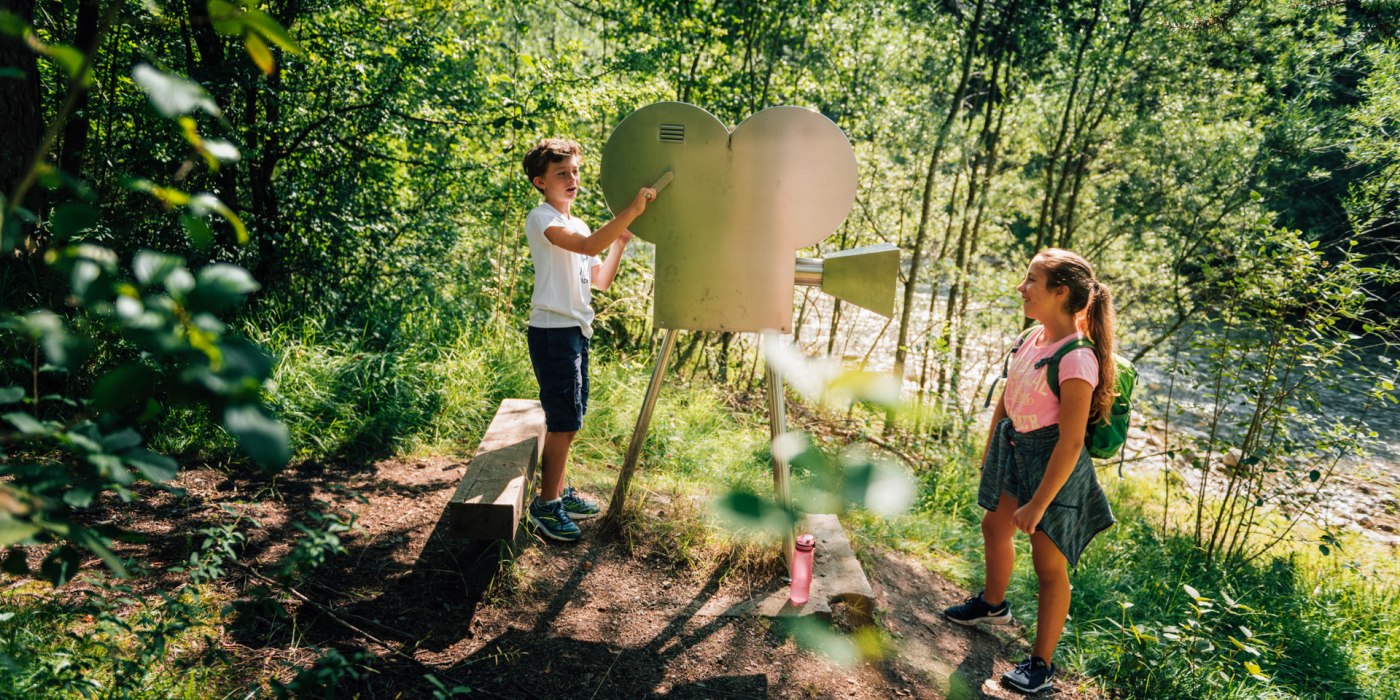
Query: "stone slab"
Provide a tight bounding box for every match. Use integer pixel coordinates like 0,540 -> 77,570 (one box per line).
698,513 -> 875,626
447,399 -> 545,540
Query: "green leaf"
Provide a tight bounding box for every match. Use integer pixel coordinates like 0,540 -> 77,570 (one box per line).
19,310 -> 78,368
245,31 -> 275,75
1243,660 -> 1268,681
125,449 -> 178,483
207,0 -> 245,34
131,64 -> 221,118
201,139 -> 241,164
243,9 -> 305,56
188,263 -> 260,312
127,178 -> 191,206
784,616 -> 859,667
1319,543 -> 1330,556
42,43 -> 92,86
101,428 -> 142,453
71,528 -> 127,578
133,250 -> 185,288
49,202 -> 97,242
181,214 -> 214,250
3,411 -> 47,435
63,488 -> 97,508
838,447 -> 915,517
93,364 -> 156,413
223,404 -> 289,469
713,490 -> 795,535
1308,469 -> 1321,482
0,11 -> 31,37
187,193 -> 247,243
0,386 -> 22,405
0,517 -> 42,547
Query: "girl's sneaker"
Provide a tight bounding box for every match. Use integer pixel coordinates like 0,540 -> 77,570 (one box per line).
942,591 -> 1013,625
560,486 -> 600,519
1002,656 -> 1054,694
529,497 -> 581,541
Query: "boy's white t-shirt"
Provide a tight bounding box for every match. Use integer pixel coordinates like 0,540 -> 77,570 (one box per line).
525,203 -> 600,337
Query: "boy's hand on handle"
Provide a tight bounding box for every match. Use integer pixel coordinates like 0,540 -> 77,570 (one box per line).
1012,502 -> 1047,534
628,187 -> 657,217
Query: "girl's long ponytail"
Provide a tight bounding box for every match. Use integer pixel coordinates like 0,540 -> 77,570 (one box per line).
1084,280 -> 1118,423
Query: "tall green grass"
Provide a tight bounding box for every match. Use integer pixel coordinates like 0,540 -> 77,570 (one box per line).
152,317 -> 540,463
844,428 -> 1400,700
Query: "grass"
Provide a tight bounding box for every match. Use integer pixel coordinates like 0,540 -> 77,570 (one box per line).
0,575 -> 237,698
841,411 -> 1400,700
10,324 -> 1399,698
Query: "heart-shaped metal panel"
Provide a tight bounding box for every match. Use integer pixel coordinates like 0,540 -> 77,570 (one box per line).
601,102 -> 858,333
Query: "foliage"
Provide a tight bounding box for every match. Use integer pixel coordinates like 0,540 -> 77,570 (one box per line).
1,0 -> 294,591
0,0 -> 1396,696
1165,225 -> 1399,562
0,571 -> 234,698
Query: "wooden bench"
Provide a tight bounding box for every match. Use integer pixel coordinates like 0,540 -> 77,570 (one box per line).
447,399 -> 545,539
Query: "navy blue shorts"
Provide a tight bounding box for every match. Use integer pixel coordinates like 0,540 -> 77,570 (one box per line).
527,325 -> 589,433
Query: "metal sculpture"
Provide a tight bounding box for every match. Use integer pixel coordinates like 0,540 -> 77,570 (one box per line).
599,102 -> 898,563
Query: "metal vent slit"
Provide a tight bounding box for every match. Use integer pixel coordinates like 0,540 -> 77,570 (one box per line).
659,124 -> 685,143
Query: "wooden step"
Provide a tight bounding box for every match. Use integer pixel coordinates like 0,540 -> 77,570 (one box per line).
447,399 -> 545,540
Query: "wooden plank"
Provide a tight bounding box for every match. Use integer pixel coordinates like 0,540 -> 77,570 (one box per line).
447,399 -> 545,539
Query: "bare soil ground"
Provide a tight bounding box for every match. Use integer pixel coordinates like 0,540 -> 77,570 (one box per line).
48,452 -> 1113,699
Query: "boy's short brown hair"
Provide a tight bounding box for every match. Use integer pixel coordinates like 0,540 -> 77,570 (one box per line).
523,138 -> 582,189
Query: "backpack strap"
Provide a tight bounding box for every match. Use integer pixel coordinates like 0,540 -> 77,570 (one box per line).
982,327 -> 1036,408
1034,336 -> 1097,400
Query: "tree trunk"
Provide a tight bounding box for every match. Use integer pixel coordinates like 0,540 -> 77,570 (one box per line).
57,0 -> 100,180
1032,0 -> 1103,252
952,56 -> 1011,400
892,0 -> 985,388
0,0 -> 41,206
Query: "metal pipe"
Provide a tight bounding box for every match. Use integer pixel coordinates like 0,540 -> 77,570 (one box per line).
794,257 -> 823,287
607,329 -> 679,519
765,354 -> 796,570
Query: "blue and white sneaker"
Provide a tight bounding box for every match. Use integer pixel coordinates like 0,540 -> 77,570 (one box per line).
529,497 -> 581,542
560,486 -> 601,520
1002,656 -> 1054,694
943,590 -> 1013,626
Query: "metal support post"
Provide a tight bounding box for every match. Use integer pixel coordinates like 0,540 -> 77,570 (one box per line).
765,357 -> 796,570
606,329 -> 679,520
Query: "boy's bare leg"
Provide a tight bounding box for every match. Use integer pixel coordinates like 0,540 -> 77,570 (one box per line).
981,492 -> 1018,605
540,430 -> 577,502
1030,530 -> 1071,662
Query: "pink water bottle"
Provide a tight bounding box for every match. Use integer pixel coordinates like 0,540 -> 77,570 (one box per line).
789,534 -> 816,606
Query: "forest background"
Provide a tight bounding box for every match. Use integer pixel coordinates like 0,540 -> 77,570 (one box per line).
1,0 -> 1398,697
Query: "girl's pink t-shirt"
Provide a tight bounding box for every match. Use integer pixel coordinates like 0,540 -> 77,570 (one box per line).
1003,325 -> 1100,432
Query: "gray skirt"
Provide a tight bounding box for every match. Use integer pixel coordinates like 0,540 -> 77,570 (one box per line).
977,418 -> 1115,569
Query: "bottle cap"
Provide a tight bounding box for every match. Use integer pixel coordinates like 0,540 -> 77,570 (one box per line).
795,534 -> 815,552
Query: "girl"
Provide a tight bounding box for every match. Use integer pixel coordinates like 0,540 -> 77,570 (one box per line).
943,248 -> 1118,694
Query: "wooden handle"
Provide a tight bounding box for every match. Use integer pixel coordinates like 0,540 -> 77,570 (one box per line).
650,170 -> 674,194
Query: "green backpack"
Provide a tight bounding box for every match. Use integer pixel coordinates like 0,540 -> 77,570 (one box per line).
1005,332 -> 1137,460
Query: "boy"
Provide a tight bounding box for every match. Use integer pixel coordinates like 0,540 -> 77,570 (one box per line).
521,138 -> 656,542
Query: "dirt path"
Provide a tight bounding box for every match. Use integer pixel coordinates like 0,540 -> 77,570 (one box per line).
104,455 -> 1109,698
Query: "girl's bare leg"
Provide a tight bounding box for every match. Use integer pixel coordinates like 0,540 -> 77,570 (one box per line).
982,492 -> 1019,604
1030,530 -> 1071,662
